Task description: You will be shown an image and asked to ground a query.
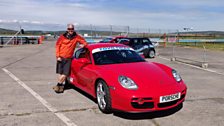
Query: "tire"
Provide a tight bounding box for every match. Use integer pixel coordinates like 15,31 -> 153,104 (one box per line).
148,50 -> 155,58
96,80 -> 112,114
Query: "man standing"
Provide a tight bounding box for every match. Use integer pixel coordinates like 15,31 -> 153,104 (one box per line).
53,24 -> 88,93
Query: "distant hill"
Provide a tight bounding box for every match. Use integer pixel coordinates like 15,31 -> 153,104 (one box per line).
1,27 -> 224,38
180,31 -> 224,35
0,28 -> 117,36
177,31 -> 224,39
0,28 -> 53,35
0,28 -> 17,34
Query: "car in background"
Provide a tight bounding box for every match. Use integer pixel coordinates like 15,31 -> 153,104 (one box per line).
67,43 -> 187,113
99,36 -> 126,43
118,37 -> 156,58
151,41 -> 159,47
99,37 -> 113,43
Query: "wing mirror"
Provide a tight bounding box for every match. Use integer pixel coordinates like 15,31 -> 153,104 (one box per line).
77,58 -> 91,64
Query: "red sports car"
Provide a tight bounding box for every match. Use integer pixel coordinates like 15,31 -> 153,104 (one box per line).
68,43 -> 187,113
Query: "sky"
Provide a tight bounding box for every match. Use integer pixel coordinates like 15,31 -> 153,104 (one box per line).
0,0 -> 224,31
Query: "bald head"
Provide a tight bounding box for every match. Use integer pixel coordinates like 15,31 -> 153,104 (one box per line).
67,24 -> 74,29
67,24 -> 75,34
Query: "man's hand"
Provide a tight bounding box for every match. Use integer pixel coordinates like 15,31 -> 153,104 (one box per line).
79,44 -> 85,48
57,57 -> 62,61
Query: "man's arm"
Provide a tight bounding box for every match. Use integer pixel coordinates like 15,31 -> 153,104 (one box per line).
55,36 -> 63,59
77,35 -> 88,47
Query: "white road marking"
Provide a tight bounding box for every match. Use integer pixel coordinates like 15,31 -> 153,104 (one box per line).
158,56 -> 224,76
2,68 -> 77,126
158,56 -> 170,61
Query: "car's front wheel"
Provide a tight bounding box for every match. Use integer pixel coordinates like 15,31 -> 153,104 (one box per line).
96,80 -> 112,114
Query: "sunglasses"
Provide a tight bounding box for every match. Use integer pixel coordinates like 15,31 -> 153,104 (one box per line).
67,28 -> 74,31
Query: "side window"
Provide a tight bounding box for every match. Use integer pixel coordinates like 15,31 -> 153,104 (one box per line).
74,48 -> 90,60
118,39 -> 130,45
138,39 -> 143,45
142,39 -> 150,45
128,39 -> 135,47
133,39 -> 138,45
74,48 -> 84,59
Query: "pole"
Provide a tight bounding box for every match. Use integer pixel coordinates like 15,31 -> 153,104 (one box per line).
127,26 -> 129,37
176,30 -> 179,43
20,25 -> 23,45
1,37 -> 3,45
110,25 -> 112,36
90,24 -> 93,39
202,45 -> 208,68
137,28 -> 139,37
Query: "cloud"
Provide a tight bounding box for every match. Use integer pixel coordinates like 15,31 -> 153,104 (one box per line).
0,0 -> 224,31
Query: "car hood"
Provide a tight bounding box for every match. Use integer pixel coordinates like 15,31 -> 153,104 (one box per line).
98,62 -> 180,93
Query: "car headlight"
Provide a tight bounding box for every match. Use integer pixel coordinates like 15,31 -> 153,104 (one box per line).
118,76 -> 138,90
172,69 -> 182,82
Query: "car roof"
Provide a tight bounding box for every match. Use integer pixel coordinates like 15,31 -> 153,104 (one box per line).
86,43 -> 127,51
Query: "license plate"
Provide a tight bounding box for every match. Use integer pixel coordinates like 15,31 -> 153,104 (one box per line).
159,93 -> 181,103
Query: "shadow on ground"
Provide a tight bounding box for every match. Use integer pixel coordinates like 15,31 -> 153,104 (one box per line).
64,82 -> 97,103
64,83 -> 183,120
113,103 -> 183,120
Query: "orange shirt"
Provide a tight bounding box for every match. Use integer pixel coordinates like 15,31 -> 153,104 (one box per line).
56,34 -> 87,58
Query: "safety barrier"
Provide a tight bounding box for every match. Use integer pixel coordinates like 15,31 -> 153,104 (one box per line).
0,36 -> 43,46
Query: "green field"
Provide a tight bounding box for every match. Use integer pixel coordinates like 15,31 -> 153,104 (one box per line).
173,42 -> 224,51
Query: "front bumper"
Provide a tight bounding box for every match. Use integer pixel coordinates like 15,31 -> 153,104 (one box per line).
110,87 -> 187,113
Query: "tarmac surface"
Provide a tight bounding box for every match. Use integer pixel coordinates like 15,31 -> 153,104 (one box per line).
0,41 -> 224,126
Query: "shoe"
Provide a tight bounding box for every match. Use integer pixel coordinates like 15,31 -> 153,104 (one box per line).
59,85 -> 64,93
53,85 -> 64,93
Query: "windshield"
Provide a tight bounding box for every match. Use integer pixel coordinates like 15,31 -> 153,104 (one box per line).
93,49 -> 145,65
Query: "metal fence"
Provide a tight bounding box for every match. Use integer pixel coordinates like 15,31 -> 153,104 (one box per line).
0,21 -> 179,45
1,22 -> 224,70
0,21 -> 178,37
157,40 -> 224,69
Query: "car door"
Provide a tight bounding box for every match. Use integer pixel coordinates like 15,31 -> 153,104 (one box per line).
129,39 -> 137,49
131,38 -> 143,52
73,48 -> 97,91
71,48 -> 84,85
141,38 -> 151,51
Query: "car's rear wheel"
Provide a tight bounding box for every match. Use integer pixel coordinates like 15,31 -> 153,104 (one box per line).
96,80 -> 112,114
148,50 -> 155,58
